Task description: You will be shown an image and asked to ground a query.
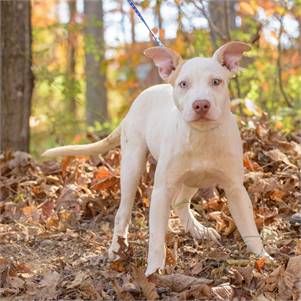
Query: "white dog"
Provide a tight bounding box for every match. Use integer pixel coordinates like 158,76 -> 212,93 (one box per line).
43,41 -> 271,276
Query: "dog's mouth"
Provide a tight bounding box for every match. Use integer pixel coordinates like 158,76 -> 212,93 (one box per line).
188,114 -> 217,123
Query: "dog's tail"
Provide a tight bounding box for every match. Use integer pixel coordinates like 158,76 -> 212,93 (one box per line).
42,125 -> 121,157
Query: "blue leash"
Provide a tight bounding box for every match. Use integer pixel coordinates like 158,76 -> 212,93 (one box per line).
126,0 -> 164,47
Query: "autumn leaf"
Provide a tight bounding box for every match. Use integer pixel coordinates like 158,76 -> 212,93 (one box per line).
91,166 -> 119,191
67,271 -> 87,289
112,279 -> 135,301
211,284 -> 234,300
133,268 -> 159,300
110,260 -> 126,273
239,2 -> 256,15
165,246 -> 177,266
150,273 -> 212,293
269,189 -> 286,201
61,156 -> 75,175
255,258 -> 266,272
243,153 -> 262,171
37,270 -> 60,300
264,149 -> 295,167
208,211 -> 236,235
15,262 -> 31,274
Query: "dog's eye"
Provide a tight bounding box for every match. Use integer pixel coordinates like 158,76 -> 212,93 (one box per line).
212,78 -> 222,86
179,81 -> 188,88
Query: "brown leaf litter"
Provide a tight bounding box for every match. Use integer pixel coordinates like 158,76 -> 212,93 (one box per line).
0,116 -> 300,300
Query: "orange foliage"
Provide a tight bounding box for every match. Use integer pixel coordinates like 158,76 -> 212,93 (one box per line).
92,166 -> 119,191
239,1 -> 256,16
32,0 -> 59,27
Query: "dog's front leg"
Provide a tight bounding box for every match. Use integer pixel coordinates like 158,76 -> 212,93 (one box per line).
225,183 -> 271,258
108,136 -> 147,260
145,185 -> 177,276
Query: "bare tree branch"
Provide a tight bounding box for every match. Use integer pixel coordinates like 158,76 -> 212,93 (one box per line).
186,0 -> 227,49
277,15 -> 293,108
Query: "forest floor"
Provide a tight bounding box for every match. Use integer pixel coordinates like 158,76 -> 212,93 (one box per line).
0,116 -> 300,300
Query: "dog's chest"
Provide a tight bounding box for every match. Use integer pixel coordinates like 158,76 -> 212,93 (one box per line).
181,168 -> 220,188
176,130 -> 229,188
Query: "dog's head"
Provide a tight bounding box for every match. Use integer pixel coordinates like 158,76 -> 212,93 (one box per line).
144,42 -> 250,124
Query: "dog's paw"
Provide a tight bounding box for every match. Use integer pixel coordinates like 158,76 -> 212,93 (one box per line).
145,247 -> 166,276
259,250 -> 274,263
145,260 -> 164,277
108,235 -> 130,261
108,246 -> 120,262
108,240 -> 123,261
189,219 -> 221,243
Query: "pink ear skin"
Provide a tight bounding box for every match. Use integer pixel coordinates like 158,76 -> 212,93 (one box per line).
144,47 -> 183,81
213,41 -> 251,73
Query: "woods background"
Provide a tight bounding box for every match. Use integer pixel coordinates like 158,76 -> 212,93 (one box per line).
0,1 -> 301,300
1,0 -> 301,156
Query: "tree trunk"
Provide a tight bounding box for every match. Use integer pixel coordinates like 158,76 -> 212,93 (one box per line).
0,0 -> 33,152
176,1 -> 183,34
130,9 -> 136,44
298,17 -> 301,63
208,0 -> 236,43
154,0 -> 163,83
155,0 -> 163,33
67,0 -> 77,117
84,0 -> 107,126
208,0 -> 243,105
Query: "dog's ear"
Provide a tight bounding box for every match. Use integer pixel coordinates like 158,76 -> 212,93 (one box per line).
213,41 -> 251,73
144,47 -> 183,82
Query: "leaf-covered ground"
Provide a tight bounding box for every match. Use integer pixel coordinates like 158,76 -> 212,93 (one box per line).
1,117 -> 300,300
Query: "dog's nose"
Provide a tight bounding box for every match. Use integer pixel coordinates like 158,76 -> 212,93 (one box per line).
192,100 -> 210,114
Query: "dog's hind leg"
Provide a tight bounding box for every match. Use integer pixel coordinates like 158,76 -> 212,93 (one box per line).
108,129 -> 147,260
173,185 -> 220,243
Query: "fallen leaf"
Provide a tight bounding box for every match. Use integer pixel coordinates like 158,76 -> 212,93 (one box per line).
166,247 -> 176,266
180,282 -> 212,300
113,236 -> 132,261
255,258 -> 266,272
112,279 -> 135,301
133,268 -> 159,300
92,166 -> 119,191
61,156 -> 75,175
0,257 -> 14,286
244,153 -> 262,171
15,262 -> 31,274
211,284 -> 234,300
191,261 -> 203,275
22,205 -> 41,222
248,177 -> 279,195
80,278 -> 102,300
264,149 -> 295,167
208,211 -> 236,235
234,266 -> 254,286
150,273 -> 212,293
6,275 -> 25,294
67,271 -> 87,289
208,249 -> 229,261
269,189 -> 286,201
253,294 -> 271,301
229,267 -> 244,285
226,259 -> 250,266
110,260 -> 126,273
37,270 -> 60,300
285,255 -> 301,298
255,207 -> 279,228
40,200 -> 55,218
